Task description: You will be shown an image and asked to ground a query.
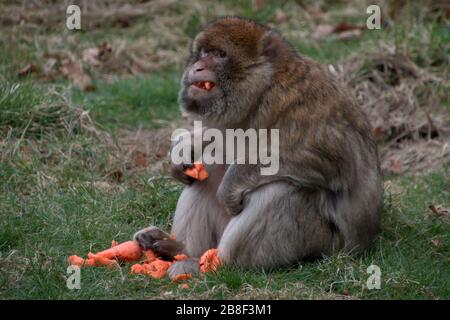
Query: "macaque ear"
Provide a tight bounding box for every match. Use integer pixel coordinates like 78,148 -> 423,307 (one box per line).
259,30 -> 285,60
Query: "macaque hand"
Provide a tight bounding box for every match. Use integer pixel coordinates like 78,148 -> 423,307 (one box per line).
170,162 -> 195,185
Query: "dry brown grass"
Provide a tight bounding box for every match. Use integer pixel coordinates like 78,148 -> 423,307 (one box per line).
1,0 -> 449,175
332,44 -> 450,174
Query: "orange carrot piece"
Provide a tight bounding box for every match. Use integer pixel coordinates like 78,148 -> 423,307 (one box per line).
184,162 -> 208,181
68,255 -> 97,267
131,259 -> 172,279
147,260 -> 172,279
198,169 -> 208,181
94,240 -> 142,262
174,254 -> 188,261
204,82 -> 212,91
130,263 -> 145,274
144,250 -> 158,262
172,273 -> 192,282
199,249 -> 222,273
180,284 -> 190,289
87,252 -> 119,268
68,255 -> 85,267
69,240 -> 142,269
84,258 -> 95,266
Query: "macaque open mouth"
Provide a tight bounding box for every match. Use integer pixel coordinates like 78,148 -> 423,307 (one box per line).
193,81 -> 215,91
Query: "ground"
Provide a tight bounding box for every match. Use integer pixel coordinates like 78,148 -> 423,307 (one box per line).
0,0 -> 449,299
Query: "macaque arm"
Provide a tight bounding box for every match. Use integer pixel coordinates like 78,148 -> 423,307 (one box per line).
217,155 -> 337,215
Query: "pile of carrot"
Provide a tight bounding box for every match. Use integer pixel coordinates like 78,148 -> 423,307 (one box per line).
68,163 -> 218,284
68,240 -> 221,282
68,240 -> 141,268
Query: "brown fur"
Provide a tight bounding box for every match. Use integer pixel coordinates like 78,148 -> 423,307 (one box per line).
134,17 -> 383,279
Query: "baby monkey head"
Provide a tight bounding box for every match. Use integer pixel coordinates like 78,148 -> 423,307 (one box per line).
179,17 -> 288,128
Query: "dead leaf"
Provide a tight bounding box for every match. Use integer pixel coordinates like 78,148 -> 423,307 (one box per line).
93,181 -> 114,192
133,152 -> 148,168
303,4 -> 327,20
60,58 -> 95,91
82,42 -> 112,68
111,169 -> 124,183
130,61 -> 147,75
252,0 -> 266,11
18,63 -> 38,77
431,238 -> 442,250
373,127 -> 384,141
428,204 -> 449,217
390,158 -> 401,173
275,9 -> 288,24
44,58 -> 58,76
333,22 -> 365,34
82,48 -> 102,67
313,24 -> 334,39
343,288 -> 350,296
334,29 -> 362,40
314,22 -> 365,40
112,17 -> 131,28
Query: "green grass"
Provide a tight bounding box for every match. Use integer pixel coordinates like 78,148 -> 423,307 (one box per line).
1,166 -> 449,299
72,71 -> 180,131
0,1 -> 449,299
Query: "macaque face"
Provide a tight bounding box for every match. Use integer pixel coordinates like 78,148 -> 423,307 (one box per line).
180,47 -> 229,115
179,43 -> 235,117
178,18 -> 273,128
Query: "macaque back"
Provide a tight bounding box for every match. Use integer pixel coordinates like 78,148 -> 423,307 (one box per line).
134,17 -> 383,278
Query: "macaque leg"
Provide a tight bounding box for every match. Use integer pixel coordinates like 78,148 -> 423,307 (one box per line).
218,182 -> 340,269
171,164 -> 230,257
166,164 -> 230,279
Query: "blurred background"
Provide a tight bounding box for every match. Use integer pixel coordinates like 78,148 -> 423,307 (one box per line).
0,1 -> 449,299
1,0 -> 449,173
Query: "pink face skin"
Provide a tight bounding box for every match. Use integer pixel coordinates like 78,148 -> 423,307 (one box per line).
185,49 -> 227,100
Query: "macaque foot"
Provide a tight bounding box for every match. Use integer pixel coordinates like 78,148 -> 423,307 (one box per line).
133,226 -> 184,259
167,258 -> 200,280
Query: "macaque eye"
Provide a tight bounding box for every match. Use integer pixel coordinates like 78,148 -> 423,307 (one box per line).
209,49 -> 226,58
200,49 -> 208,58
216,50 -> 227,58
199,48 -> 226,59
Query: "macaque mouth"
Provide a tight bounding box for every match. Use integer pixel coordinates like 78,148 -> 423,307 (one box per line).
193,81 -> 215,91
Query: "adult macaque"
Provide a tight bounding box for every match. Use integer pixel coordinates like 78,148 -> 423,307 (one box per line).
134,17 -> 383,279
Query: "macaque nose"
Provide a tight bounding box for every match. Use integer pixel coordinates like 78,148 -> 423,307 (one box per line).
188,61 -> 215,81
190,65 -> 205,78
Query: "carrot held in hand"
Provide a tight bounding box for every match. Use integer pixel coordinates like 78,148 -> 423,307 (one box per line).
184,162 -> 208,181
